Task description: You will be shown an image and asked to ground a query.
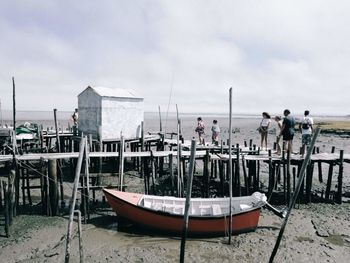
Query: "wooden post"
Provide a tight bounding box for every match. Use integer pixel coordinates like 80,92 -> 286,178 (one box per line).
268,150 -> 274,197
336,150 -> 344,204
3,181 -> 10,237
8,169 -> 15,225
241,156 -> 249,195
119,136 -> 125,191
317,147 -> 323,183
179,139 -> 196,263
84,138 -> 90,221
228,87 -> 233,244
65,137 -> 86,263
235,144 -> 241,196
12,77 -> 16,138
0,180 -> 3,210
158,105 -> 162,132
203,150 -> 210,198
325,162 -> 334,200
48,159 -> 59,216
53,109 -> 64,205
286,150 -> 291,205
169,154 -> 174,196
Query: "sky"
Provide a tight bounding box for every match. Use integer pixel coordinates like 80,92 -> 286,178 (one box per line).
0,0 -> 349,116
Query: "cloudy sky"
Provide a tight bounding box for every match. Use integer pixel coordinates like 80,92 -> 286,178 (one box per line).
0,0 -> 349,115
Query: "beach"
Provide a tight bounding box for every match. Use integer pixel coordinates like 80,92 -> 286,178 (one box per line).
1,113 -> 350,262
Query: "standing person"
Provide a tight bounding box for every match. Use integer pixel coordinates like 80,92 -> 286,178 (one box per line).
274,116 -> 283,154
211,119 -> 220,146
280,109 -> 296,153
259,112 -> 271,150
72,108 -> 79,126
300,110 -> 314,156
195,117 -> 205,145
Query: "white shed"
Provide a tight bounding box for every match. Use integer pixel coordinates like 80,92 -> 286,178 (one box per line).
78,86 -> 144,140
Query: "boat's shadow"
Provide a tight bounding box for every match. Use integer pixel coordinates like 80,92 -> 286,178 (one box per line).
88,212 -> 277,242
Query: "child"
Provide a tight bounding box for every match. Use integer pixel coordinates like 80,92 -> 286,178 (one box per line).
211,120 -> 220,146
195,117 -> 205,145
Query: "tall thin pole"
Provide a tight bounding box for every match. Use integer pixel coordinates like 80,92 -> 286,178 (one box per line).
180,139 -> 196,263
158,105 -> 162,132
12,77 -> 16,131
269,127 -> 320,263
228,87 -> 233,244
176,104 -> 182,197
65,137 -> 86,263
0,98 -> 3,127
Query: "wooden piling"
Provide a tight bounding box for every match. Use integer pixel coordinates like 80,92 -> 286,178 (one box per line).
48,159 -> 59,216
65,137 -> 86,263
179,139 -> 196,263
336,150 -> 344,204
228,87 -> 233,244
3,181 -> 10,237
119,136 -> 125,191
325,162 -> 334,200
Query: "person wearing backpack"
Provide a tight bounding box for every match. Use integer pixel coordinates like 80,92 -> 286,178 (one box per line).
300,110 -> 314,156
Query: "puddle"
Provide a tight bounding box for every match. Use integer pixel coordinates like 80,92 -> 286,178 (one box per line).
295,236 -> 314,243
324,235 -> 350,247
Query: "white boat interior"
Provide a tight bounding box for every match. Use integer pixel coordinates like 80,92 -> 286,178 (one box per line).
139,192 -> 266,216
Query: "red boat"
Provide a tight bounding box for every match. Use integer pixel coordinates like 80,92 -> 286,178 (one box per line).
103,189 -> 268,236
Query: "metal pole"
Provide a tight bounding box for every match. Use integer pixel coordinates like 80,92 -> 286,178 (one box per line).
180,139 -> 196,263
228,87 -> 233,244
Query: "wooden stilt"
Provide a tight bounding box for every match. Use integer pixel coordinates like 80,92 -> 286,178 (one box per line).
179,139 -> 196,263
65,137 -> 86,263
336,150 -> 344,204
48,159 -> 59,216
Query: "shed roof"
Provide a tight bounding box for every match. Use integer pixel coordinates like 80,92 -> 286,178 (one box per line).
80,86 -> 143,99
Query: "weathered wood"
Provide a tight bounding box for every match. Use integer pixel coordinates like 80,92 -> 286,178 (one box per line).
119,136 -> 125,191
8,169 -> 15,225
286,150 -> 291,205
325,162 -> 334,200
228,87 -> 233,244
235,144 -> 241,196
241,156 -> 249,195
180,139 -> 196,263
65,137 -> 86,263
3,181 -> 10,237
203,150 -> 210,198
169,154 -> 174,196
268,150 -> 274,197
336,150 -> 344,204
48,159 -> 59,216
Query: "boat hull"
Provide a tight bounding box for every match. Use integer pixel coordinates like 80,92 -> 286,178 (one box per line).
103,189 -> 262,236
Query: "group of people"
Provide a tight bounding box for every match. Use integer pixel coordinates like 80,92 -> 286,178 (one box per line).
195,109 -> 314,155
258,109 -> 314,155
195,117 -> 220,146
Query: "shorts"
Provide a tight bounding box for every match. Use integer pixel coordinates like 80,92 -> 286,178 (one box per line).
302,134 -> 311,145
283,133 -> 294,141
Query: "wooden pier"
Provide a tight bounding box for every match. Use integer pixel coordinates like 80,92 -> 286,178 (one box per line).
0,131 -> 349,237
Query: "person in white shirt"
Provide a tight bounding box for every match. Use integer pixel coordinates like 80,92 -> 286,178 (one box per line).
274,116 -> 283,154
300,110 -> 314,156
259,112 -> 271,150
